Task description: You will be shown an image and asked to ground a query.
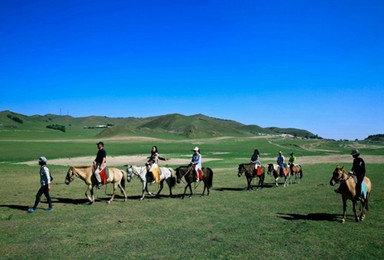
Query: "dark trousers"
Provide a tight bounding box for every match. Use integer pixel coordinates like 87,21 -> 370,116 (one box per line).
33,185 -> 52,209
355,174 -> 364,198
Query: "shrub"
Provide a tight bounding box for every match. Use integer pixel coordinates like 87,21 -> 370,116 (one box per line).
46,124 -> 66,132
7,114 -> 23,124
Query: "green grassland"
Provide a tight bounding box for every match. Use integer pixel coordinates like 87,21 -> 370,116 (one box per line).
1,111 -> 384,259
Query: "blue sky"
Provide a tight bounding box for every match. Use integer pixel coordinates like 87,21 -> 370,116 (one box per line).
0,0 -> 383,140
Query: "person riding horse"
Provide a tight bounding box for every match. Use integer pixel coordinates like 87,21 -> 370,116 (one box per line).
334,149 -> 366,201
350,149 -> 366,201
191,147 -> 202,182
250,149 -> 261,175
288,152 -> 296,174
146,146 -> 166,183
277,151 -> 285,176
93,141 -> 106,189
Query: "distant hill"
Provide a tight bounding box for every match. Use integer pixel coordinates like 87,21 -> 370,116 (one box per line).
364,134 -> 384,142
0,110 -> 320,139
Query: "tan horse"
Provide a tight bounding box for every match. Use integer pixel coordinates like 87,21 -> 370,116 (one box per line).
65,166 -> 128,204
329,166 -> 372,223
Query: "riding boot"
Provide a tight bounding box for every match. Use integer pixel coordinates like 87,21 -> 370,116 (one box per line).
334,187 -> 341,194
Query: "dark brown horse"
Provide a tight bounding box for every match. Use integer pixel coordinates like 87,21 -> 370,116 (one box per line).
237,163 -> 265,190
329,166 -> 372,223
175,165 -> 213,198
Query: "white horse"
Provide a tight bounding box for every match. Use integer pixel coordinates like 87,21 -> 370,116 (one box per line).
126,165 -> 176,200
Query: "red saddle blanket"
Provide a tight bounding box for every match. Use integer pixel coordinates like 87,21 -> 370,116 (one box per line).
94,165 -> 108,184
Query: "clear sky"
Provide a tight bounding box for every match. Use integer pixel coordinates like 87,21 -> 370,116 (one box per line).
0,0 -> 383,140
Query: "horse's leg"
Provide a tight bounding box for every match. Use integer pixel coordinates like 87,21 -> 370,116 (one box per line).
182,184 -> 189,199
188,183 -> 193,198
118,183 -> 127,202
247,177 -> 252,190
107,183 -> 117,204
352,200 -> 359,222
156,180 -> 164,197
85,183 -> 94,203
201,182 -> 206,197
140,181 -> 146,200
166,178 -> 173,197
275,176 -> 279,187
341,198 -> 347,223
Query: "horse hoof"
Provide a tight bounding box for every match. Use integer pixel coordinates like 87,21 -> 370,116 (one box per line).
340,219 -> 345,223
107,201 -> 111,204
360,216 -> 365,221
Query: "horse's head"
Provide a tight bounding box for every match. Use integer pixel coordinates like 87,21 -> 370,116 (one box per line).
267,164 -> 274,175
237,164 -> 245,177
126,165 -> 135,181
65,167 -> 76,185
329,166 -> 345,186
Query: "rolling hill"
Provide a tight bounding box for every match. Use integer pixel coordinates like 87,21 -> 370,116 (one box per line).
0,110 -> 318,139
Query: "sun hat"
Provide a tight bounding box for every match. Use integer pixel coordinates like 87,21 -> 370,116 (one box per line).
193,147 -> 199,151
351,149 -> 360,156
96,141 -> 104,146
38,156 -> 47,163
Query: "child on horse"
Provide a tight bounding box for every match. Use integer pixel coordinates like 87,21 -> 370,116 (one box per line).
351,149 -> 366,201
146,145 -> 166,183
288,152 -> 296,174
250,149 -> 261,175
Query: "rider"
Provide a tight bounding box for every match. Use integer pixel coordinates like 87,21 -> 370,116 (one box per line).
191,147 -> 202,182
350,149 -> 366,201
288,152 -> 296,174
250,149 -> 261,175
146,145 -> 165,183
277,151 -> 285,176
93,141 -> 107,189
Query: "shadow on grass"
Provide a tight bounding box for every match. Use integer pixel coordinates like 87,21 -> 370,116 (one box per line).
277,212 -> 351,222
0,204 -> 29,211
213,183 -> 275,192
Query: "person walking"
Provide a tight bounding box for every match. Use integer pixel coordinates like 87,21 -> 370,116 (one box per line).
93,141 -> 107,189
28,157 -> 53,213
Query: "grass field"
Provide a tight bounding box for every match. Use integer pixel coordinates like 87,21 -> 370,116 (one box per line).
1,136 -> 384,259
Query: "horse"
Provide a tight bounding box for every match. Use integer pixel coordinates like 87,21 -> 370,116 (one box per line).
288,164 -> 303,184
126,165 -> 176,200
329,166 -> 372,223
267,163 -> 290,187
65,166 -> 128,204
237,163 -> 265,190
175,165 -> 213,198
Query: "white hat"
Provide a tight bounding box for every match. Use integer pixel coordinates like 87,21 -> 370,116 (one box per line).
38,156 -> 47,163
193,147 -> 199,151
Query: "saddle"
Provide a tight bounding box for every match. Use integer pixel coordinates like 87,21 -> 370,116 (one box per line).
252,164 -> 263,176
192,165 -> 204,180
94,165 -> 109,184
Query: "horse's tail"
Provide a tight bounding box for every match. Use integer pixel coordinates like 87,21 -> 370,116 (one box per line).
120,170 -> 127,190
206,167 -> 213,188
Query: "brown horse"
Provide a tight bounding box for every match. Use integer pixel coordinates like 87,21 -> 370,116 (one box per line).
237,163 -> 265,190
329,166 -> 372,223
288,164 -> 303,184
175,165 -> 213,198
267,163 -> 290,187
65,166 -> 128,204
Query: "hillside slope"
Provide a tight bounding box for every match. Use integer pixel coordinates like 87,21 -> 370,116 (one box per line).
0,110 -> 318,139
